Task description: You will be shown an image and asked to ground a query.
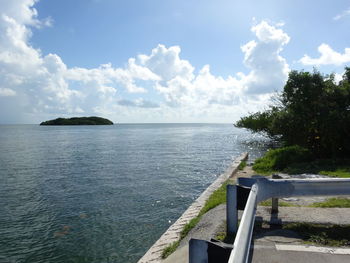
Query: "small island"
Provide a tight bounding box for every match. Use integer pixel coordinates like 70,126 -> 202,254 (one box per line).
40,116 -> 114,125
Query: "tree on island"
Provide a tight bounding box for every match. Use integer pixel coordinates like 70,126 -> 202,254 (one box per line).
235,67 -> 350,158
40,116 -> 113,125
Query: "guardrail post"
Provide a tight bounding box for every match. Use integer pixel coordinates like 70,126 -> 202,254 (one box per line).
271,174 -> 279,213
227,185 -> 238,235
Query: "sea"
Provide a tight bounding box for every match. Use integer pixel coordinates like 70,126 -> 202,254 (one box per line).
0,124 -> 271,263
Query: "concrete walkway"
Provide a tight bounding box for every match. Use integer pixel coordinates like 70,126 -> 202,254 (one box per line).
163,204 -> 350,263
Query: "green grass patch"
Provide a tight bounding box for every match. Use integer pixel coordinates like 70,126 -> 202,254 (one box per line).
215,230 -> 227,242
284,159 -> 350,178
162,179 -> 233,258
161,240 -> 180,259
238,160 -> 247,170
200,180 -> 229,214
179,180 -> 230,239
309,198 -> 350,208
253,147 -> 350,178
180,217 -> 201,239
215,231 -> 236,244
253,146 -> 312,174
259,199 -> 296,207
319,168 -> 350,178
283,223 -> 350,247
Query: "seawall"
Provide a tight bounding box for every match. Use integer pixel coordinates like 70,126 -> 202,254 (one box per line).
137,152 -> 248,263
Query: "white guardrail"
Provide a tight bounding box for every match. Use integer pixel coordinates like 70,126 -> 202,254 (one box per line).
189,177 -> 350,263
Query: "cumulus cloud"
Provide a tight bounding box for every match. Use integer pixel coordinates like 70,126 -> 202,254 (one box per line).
152,20 -> 290,108
300,44 -> 350,66
138,45 -> 194,83
0,0 -> 291,123
241,21 -> 290,94
0,0 -> 159,121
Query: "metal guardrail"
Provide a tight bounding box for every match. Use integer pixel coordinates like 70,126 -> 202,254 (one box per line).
228,184 -> 258,263
189,176 -> 350,263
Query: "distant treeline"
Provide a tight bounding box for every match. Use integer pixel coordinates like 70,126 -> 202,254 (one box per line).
40,116 -> 113,125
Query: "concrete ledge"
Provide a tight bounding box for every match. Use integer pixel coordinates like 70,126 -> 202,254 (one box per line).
137,152 -> 248,263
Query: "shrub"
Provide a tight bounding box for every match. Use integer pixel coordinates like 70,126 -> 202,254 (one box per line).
253,145 -> 313,173
236,68 -> 350,158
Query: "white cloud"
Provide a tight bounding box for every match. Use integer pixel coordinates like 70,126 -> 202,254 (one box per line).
334,72 -> 343,84
333,7 -> 350,21
138,44 -> 194,83
241,21 -> 290,94
0,0 -> 291,123
153,20 -> 290,109
0,88 -> 16,96
0,0 -> 160,121
117,98 -> 160,108
300,44 -> 350,66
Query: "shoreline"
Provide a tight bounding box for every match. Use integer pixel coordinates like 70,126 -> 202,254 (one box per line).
137,152 -> 248,263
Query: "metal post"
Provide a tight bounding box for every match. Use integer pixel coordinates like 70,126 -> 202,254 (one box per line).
192,177 -> 350,263
271,174 -> 279,213
189,239 -> 209,263
226,185 -> 238,235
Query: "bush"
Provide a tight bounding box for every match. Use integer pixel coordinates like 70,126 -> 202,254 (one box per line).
236,68 -> 350,158
253,145 -> 313,173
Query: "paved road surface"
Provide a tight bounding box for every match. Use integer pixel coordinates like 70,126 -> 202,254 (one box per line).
163,204 -> 350,263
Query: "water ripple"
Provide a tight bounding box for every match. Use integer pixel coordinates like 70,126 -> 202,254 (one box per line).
0,124 -> 270,263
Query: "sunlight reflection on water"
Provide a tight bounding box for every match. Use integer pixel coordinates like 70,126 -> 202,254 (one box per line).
0,124 -> 270,263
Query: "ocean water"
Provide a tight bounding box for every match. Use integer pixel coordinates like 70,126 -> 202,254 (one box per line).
0,124 -> 270,263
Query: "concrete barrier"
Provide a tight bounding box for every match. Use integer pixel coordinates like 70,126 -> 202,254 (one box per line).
137,152 -> 248,263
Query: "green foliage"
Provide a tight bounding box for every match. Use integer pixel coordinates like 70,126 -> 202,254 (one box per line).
40,116 -> 113,125
200,180 -> 229,213
161,241 -> 180,259
238,160 -> 247,170
180,217 -> 201,239
282,158 -> 350,177
310,198 -> 350,208
162,179 -> 232,258
253,146 -> 312,173
283,223 -> 350,246
180,180 -> 229,238
236,68 -> 350,157
319,168 -> 350,178
259,199 -> 296,207
162,160 -> 245,257
215,228 -> 236,244
235,109 -> 279,137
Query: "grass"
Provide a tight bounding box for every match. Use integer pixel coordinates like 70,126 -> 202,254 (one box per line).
215,230 -> 227,242
252,146 -> 350,178
319,168 -> 350,178
283,223 -> 350,247
180,180 -> 230,238
180,217 -> 201,239
253,146 -> 312,175
215,230 -> 236,244
238,160 -> 247,170
161,240 -> 180,259
284,159 -> 350,178
309,198 -> 350,208
259,199 -> 296,207
161,179 -> 233,259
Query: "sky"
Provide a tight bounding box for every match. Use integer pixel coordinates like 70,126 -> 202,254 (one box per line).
0,0 -> 349,124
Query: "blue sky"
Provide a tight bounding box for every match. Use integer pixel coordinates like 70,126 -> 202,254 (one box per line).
0,0 -> 349,123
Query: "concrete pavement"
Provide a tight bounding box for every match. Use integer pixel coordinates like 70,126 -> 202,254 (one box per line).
163,204 -> 350,263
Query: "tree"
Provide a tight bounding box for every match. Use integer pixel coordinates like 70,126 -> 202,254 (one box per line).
235,68 -> 350,157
